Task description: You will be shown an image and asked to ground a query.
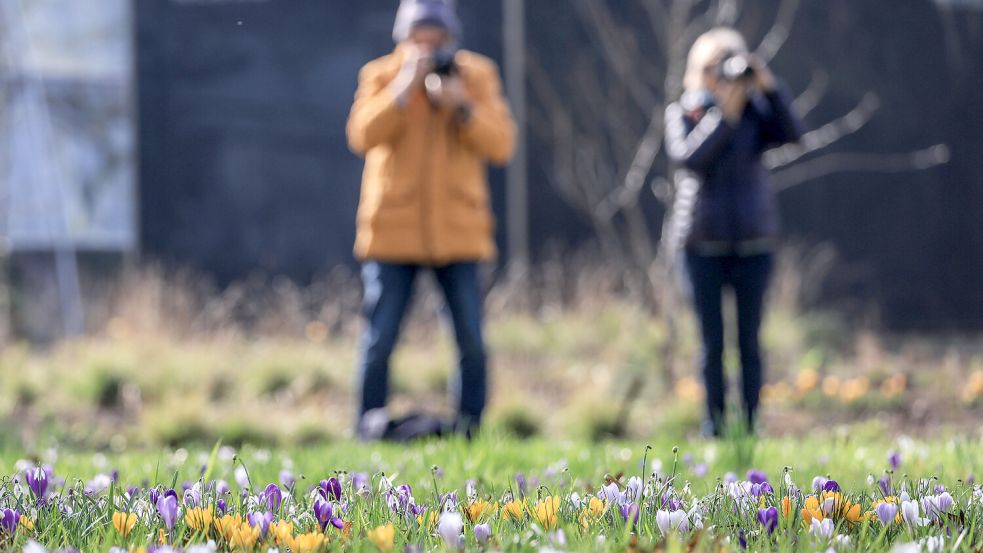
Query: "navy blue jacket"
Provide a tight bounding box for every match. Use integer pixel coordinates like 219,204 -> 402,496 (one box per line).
665,85 -> 804,254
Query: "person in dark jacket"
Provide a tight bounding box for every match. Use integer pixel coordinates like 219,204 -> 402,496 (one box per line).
665,27 -> 805,436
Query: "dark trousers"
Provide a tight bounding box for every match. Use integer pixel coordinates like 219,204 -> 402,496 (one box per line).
356,261 -> 486,429
685,252 -> 773,434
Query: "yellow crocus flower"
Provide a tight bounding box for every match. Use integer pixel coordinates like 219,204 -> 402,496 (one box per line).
270,520 -> 294,546
781,496 -> 793,519
213,514 -> 243,542
228,523 -> 261,551
501,500 -> 526,522
579,497 -> 606,528
185,506 -> 214,532
112,512 -> 137,537
466,499 -> 498,523
416,511 -> 439,530
534,496 -> 561,529
367,523 -> 395,552
290,531 -> 327,553
801,496 -> 824,527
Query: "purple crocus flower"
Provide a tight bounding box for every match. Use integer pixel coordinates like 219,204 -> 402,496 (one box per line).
660,493 -> 681,511
313,499 -> 344,531
875,502 -> 898,526
936,492 -> 954,513
757,506 -> 779,534
440,491 -> 459,510
279,470 -> 295,489
811,476 -> 828,491
320,478 -> 342,501
737,529 -> 747,549
747,470 -> 768,485
473,523 -> 491,544
878,475 -> 892,496
157,494 -> 178,533
619,503 -> 640,525
822,480 -> 840,493
183,484 -> 201,508
352,473 -> 370,495
216,499 -> 227,515
0,509 -> 20,534
261,483 -> 282,512
247,511 -> 274,538
515,474 -> 528,496
888,451 -> 901,470
601,483 -> 620,504
694,463 -> 708,478
215,480 -> 230,497
26,467 -> 49,499
149,487 -> 161,506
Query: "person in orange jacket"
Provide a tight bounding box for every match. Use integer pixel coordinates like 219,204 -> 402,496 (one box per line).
346,0 -> 516,440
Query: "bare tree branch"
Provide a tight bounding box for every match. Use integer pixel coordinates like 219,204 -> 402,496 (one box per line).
755,0 -> 800,62
766,92 -> 880,169
640,0 -> 671,52
573,0 -> 658,111
772,144 -> 951,191
595,108 -> 665,222
792,69 -> 829,119
714,0 -> 741,26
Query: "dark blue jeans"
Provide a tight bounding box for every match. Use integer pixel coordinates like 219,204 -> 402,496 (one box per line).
685,252 -> 773,434
356,261 -> 486,431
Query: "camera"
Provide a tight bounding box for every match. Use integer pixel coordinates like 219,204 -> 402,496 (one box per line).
716,53 -> 755,81
432,47 -> 458,76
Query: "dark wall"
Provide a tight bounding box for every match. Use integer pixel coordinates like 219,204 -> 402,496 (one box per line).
137,1 -> 983,330
136,0 -> 505,282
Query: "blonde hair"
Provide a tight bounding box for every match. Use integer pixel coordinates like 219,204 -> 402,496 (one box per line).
683,27 -> 748,92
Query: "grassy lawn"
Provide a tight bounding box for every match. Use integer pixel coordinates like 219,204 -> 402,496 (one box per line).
2,432 -> 981,551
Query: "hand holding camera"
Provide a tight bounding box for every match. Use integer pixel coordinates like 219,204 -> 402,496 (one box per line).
712,52 -> 778,123
391,44 -> 434,106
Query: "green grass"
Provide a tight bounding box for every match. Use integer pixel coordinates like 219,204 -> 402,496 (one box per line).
2,431 -> 981,551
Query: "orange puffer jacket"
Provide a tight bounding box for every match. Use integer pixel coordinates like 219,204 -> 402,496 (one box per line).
346,45 -> 516,264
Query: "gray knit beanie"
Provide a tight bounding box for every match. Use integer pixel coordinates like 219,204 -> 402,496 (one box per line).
392,0 -> 461,43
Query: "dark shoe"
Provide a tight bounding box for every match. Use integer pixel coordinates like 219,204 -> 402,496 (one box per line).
700,418 -> 721,439
358,409 -> 449,442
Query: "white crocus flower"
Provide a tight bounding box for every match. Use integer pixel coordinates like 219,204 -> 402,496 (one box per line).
234,466 -> 250,490
186,540 -> 218,553
901,500 -> 929,527
920,536 -> 944,553
809,517 -> 834,539
437,512 -> 464,549
656,510 -> 672,535
670,509 -> 690,532
22,541 -> 47,553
